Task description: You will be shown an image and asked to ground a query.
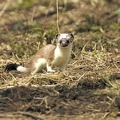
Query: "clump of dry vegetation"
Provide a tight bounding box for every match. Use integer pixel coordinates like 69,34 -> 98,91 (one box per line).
0,0 -> 120,120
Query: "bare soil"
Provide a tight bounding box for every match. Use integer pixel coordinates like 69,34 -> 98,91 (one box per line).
0,0 -> 120,120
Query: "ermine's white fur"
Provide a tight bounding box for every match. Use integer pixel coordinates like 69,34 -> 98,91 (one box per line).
6,33 -> 74,75
53,45 -> 72,71
17,66 -> 28,72
31,58 -> 47,75
57,33 -> 70,39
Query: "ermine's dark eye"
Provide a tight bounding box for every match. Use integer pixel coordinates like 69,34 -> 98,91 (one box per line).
59,40 -> 62,44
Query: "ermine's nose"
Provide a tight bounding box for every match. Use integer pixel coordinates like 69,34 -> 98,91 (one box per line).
60,39 -> 70,47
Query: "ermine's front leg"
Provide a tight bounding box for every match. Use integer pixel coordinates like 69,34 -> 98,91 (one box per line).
60,63 -> 67,72
46,64 -> 55,73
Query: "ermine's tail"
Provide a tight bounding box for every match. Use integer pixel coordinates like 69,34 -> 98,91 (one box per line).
5,63 -> 28,73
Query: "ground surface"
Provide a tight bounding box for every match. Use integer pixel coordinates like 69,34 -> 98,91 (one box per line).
0,0 -> 120,120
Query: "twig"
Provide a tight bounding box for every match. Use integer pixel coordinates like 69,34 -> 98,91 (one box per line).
0,0 -> 11,18
30,6 -> 37,24
17,112 -> 45,120
72,72 -> 87,87
56,0 -> 60,33
0,114 -> 22,118
42,0 -> 53,28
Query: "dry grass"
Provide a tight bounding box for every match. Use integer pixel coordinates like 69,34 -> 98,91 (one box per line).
0,0 -> 120,119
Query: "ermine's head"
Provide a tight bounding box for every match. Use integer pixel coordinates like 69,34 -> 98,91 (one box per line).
56,33 -> 74,48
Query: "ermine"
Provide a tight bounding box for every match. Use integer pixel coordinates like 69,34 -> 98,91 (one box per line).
5,33 -> 74,75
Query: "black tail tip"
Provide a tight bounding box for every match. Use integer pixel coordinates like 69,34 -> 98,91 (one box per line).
5,63 -> 20,72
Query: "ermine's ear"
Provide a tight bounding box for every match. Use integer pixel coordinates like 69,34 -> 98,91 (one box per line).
69,33 -> 74,39
56,34 -> 60,39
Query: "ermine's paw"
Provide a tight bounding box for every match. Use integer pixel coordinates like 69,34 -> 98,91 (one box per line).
60,66 -> 67,72
47,69 -> 55,73
47,65 -> 55,73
